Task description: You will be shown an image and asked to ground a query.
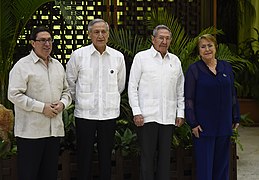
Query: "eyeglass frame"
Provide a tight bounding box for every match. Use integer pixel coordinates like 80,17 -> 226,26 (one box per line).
34,38 -> 54,44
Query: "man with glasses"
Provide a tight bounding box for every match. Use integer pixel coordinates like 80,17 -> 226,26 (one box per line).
128,25 -> 185,180
8,26 -> 71,180
66,19 -> 126,180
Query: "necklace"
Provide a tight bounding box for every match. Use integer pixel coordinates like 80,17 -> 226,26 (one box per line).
205,59 -> 217,69
204,59 -> 217,74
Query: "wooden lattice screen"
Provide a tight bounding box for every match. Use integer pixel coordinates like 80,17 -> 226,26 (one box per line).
15,0 -> 201,65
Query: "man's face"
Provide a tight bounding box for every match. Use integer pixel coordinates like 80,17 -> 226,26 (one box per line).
89,22 -> 109,52
152,29 -> 172,57
31,31 -> 52,61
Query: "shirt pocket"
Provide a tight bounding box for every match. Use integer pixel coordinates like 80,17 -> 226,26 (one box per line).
79,67 -> 93,92
107,68 -> 118,92
166,99 -> 176,119
105,92 -> 120,109
77,92 -> 95,110
141,99 -> 159,118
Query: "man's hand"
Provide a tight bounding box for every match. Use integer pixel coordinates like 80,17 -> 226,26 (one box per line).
175,117 -> 185,127
51,101 -> 64,114
133,114 -> 144,127
43,103 -> 59,118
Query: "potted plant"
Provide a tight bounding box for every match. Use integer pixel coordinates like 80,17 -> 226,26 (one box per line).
0,104 -> 17,179
236,28 -> 259,125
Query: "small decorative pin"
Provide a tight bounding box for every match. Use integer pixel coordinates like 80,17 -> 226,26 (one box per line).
110,70 -> 114,74
223,74 -> 227,77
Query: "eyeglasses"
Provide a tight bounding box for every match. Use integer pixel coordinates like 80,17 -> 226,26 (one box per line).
34,38 -> 54,44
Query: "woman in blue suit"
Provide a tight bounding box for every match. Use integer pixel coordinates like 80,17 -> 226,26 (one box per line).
184,34 -> 240,180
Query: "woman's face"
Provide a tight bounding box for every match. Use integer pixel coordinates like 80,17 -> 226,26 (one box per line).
198,38 -> 216,61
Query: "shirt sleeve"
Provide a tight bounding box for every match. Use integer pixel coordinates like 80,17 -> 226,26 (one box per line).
8,63 -> 45,113
66,52 -> 78,101
117,55 -> 126,94
60,69 -> 72,109
176,61 -> 185,119
184,64 -> 199,128
128,54 -> 142,116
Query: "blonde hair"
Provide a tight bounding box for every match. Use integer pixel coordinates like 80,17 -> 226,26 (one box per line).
198,34 -> 218,49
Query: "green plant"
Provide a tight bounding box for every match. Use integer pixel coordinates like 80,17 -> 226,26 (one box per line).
0,138 -> 17,159
0,0 -> 55,108
107,9 -> 248,151
231,128 -> 243,151
114,126 -> 138,157
236,28 -> 259,99
172,122 -> 192,149
230,113 -> 254,151
61,103 -> 76,151
239,113 -> 254,127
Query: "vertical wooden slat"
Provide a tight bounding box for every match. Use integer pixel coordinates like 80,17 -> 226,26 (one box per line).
106,0 -> 110,24
113,0 -> 118,29
213,0 -> 217,32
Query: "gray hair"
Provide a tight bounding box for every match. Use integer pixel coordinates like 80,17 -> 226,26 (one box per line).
152,25 -> 172,37
88,18 -> 109,32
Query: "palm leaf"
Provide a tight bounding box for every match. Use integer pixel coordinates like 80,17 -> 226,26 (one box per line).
0,0 -> 54,107
179,27 -> 224,73
55,0 -> 83,26
217,43 -> 249,72
145,9 -> 190,56
108,28 -> 149,60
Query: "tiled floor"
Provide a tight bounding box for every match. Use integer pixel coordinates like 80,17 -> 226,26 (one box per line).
237,126 -> 259,180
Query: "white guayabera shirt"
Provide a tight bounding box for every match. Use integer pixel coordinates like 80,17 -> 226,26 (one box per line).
8,50 -> 72,138
128,46 -> 185,125
66,44 -> 126,120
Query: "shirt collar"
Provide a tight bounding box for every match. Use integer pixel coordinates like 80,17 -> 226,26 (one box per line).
150,46 -> 169,59
90,43 -> 110,55
30,50 -> 52,63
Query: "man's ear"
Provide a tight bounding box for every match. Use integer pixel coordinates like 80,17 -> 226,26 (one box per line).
151,35 -> 155,44
30,40 -> 36,48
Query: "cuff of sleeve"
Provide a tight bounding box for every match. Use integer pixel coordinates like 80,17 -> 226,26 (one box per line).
60,99 -> 70,109
33,101 -> 45,113
233,118 -> 240,123
177,110 -> 185,119
190,122 -> 199,129
132,107 -> 142,116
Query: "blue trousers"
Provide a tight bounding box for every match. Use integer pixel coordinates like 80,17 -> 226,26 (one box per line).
193,136 -> 230,180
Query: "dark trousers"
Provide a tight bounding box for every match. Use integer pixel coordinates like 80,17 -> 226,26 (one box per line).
75,117 -> 116,180
16,137 -> 61,180
194,136 -> 230,180
137,122 -> 174,180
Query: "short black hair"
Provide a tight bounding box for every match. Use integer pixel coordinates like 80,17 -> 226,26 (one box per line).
29,26 -> 52,40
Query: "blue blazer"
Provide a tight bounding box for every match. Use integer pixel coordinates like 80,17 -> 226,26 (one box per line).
184,59 -> 240,136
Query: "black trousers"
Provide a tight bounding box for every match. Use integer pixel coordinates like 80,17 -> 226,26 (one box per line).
137,122 -> 175,180
75,117 -> 116,180
16,137 -> 61,180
